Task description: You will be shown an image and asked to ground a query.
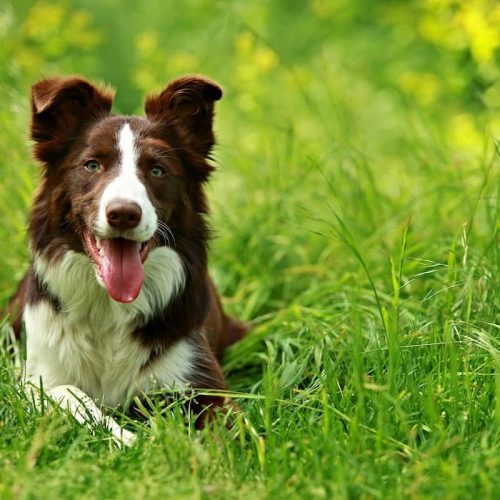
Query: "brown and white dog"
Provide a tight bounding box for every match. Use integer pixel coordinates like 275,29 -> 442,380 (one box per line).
7,75 -> 247,444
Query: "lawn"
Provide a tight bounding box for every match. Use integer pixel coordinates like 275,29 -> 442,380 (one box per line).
0,0 -> 499,498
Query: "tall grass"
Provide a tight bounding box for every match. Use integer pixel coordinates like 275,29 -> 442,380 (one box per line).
1,0 -> 499,497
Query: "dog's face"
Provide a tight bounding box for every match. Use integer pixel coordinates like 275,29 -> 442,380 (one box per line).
30,76 -> 222,303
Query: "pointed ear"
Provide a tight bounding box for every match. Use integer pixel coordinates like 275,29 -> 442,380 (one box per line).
31,76 -> 114,164
144,76 -> 222,157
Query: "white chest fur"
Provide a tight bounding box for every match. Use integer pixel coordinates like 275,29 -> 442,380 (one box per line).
25,247 -> 194,406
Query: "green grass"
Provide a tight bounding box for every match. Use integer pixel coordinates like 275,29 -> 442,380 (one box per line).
1,0 -> 499,498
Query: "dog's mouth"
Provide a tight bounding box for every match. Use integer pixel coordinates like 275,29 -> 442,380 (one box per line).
83,228 -> 154,303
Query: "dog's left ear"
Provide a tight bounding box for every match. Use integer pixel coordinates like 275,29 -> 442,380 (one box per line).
145,76 -> 222,157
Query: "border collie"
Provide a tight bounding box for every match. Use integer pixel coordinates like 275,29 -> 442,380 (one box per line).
6,75 -> 247,444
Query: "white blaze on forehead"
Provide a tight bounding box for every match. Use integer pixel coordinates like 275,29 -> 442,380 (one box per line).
96,122 -> 157,240
118,122 -> 138,178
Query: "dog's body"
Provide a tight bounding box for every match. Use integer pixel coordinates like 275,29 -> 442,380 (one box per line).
6,75 -> 246,442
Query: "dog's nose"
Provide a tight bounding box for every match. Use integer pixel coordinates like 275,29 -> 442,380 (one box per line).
106,200 -> 142,230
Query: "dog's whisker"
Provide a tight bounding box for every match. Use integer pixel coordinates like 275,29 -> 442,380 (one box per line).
155,221 -> 176,248
13,74 -> 246,447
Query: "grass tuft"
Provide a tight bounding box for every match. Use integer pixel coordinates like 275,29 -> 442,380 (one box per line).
1,0 -> 499,497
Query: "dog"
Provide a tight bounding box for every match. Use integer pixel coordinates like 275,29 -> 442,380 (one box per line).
6,75 -> 247,444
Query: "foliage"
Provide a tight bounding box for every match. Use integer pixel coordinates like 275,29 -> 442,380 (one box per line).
0,0 -> 499,498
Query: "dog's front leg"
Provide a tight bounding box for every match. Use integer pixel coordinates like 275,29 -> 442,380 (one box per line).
42,385 -> 136,447
183,334 -> 234,429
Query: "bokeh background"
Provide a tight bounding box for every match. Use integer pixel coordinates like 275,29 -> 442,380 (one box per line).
1,1 -> 498,294
0,1 -> 499,497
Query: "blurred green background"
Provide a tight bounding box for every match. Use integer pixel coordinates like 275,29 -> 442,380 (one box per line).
2,0 -> 498,317
0,1 -> 498,299
0,1 -> 499,497
0,1 -> 498,296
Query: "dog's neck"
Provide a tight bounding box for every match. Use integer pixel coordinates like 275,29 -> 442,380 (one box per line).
32,247 -> 186,332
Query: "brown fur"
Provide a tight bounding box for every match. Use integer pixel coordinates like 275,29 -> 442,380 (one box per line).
4,75 -> 249,422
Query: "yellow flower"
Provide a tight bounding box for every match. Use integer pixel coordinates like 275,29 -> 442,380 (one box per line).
447,113 -> 484,153
397,72 -> 441,106
457,4 -> 500,64
169,52 -> 199,73
235,32 -> 254,57
22,2 -> 65,39
254,47 -> 278,73
135,32 -> 160,58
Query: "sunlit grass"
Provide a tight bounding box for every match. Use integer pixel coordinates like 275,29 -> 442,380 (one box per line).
0,0 -> 499,497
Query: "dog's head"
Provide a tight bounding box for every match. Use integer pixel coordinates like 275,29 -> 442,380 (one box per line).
30,76 -> 222,303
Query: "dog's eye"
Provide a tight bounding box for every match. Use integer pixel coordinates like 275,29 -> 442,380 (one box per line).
84,160 -> 101,172
150,165 -> 167,178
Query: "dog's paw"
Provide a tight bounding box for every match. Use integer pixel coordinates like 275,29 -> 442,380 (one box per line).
117,427 -> 137,448
102,415 -> 136,448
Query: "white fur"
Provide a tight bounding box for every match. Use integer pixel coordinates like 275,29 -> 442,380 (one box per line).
26,246 -> 191,409
152,339 -> 196,389
96,123 -> 157,240
25,297 -> 195,406
42,385 -> 136,447
24,123 -> 198,445
34,246 -> 185,331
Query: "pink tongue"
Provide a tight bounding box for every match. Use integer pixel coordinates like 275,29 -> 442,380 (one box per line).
99,238 -> 144,303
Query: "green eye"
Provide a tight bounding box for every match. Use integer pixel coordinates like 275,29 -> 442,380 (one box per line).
84,160 -> 100,172
151,165 -> 167,178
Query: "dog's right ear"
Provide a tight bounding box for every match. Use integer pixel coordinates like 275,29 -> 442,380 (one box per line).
31,77 -> 114,164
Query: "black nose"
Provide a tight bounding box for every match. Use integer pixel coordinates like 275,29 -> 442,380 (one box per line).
106,199 -> 142,230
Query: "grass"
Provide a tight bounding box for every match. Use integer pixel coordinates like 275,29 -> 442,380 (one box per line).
0,0 -> 499,498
